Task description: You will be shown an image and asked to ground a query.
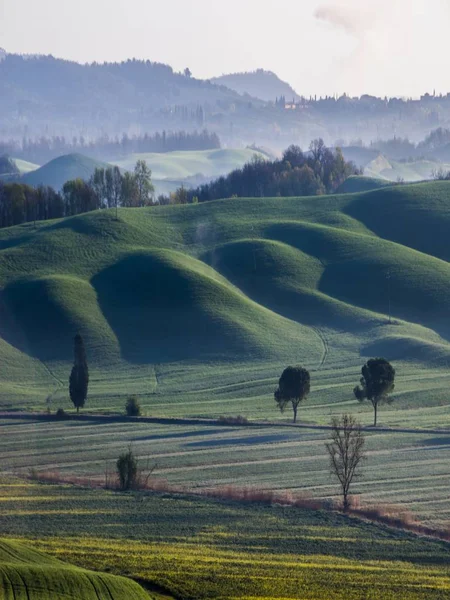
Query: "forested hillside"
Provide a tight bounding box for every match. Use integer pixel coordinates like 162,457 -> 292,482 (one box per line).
211,69 -> 300,102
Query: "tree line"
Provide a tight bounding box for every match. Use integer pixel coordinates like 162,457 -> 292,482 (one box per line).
162,140 -> 360,204
0,160 -> 154,228
0,130 -> 221,165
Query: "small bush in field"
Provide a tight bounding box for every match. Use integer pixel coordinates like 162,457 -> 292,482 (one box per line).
117,447 -> 138,490
126,396 -> 141,417
217,415 -> 249,425
55,408 -> 67,419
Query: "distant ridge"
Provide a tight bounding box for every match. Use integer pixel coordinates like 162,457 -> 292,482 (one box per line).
211,69 -> 300,102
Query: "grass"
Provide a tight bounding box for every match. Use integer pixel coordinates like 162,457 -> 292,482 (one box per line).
336,175 -> 395,193
1,479 -> 450,599
0,536 -> 149,599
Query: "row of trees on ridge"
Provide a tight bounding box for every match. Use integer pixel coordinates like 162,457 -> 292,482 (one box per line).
0,130 -> 221,164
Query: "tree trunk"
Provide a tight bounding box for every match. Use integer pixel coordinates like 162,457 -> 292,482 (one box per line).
343,493 -> 349,513
373,402 -> 377,427
77,406 -> 79,415
293,405 -> 297,423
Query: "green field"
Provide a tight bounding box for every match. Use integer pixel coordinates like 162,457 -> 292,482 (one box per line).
0,536 -> 148,599
1,416 -> 449,527
1,479 -> 450,599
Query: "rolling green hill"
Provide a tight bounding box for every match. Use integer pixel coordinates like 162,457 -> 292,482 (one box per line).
15,149 -> 267,197
336,175 -> 394,194
364,155 -> 450,182
21,154 -> 111,190
0,538 -> 148,599
0,181 -> 449,422
115,148 -> 267,180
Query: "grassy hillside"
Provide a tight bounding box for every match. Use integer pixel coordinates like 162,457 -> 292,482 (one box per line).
336,175 -> 394,193
0,181 -> 449,426
117,148 -> 268,180
0,537 -> 149,599
115,148 -> 266,179
364,155 -> 450,182
21,153 -> 111,190
2,480 -> 450,599
13,158 -> 40,174
17,149 -> 267,196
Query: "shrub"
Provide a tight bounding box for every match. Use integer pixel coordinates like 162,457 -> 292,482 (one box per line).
55,408 -> 67,419
116,447 -> 138,491
126,396 -> 141,417
217,415 -> 249,425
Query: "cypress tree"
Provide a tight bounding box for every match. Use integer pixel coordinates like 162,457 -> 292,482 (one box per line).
69,334 -> 89,413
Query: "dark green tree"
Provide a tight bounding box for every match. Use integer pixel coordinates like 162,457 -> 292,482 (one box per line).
90,167 -> 107,207
354,358 -> 395,426
275,366 -> 310,423
69,334 -> 89,413
121,171 -> 139,207
134,160 -> 154,206
126,396 -> 141,417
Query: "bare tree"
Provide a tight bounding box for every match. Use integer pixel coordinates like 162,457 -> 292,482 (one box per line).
325,414 -> 366,512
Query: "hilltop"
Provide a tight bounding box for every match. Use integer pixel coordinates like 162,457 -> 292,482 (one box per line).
21,154 -> 112,190
211,69 -> 300,102
0,54 -> 257,140
0,181 -> 449,417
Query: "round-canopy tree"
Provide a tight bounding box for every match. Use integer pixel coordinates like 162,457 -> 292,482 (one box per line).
69,333 -> 89,413
275,366 -> 310,423
353,358 -> 395,426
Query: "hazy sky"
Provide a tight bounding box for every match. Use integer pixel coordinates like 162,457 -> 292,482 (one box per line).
1,0 -> 449,97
